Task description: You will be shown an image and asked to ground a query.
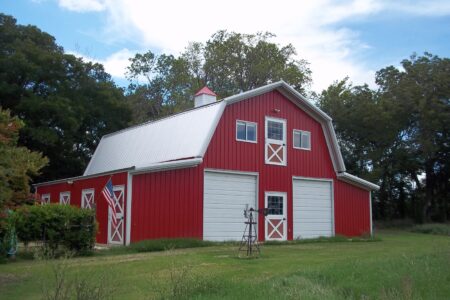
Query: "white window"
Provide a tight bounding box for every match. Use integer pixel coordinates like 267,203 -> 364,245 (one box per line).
236,120 -> 257,143
60,192 -> 70,205
293,130 -> 311,150
41,194 -> 50,205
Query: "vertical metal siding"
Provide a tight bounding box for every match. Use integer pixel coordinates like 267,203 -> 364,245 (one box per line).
36,172 -> 128,244
334,180 -> 371,236
203,90 -> 369,239
130,166 -> 204,242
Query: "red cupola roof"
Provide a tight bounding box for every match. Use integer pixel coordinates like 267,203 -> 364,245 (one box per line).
195,86 -> 217,97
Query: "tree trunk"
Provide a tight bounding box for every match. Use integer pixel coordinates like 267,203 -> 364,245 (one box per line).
424,161 -> 435,222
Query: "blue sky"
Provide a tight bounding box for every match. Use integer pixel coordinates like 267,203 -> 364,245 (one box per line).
2,0 -> 449,92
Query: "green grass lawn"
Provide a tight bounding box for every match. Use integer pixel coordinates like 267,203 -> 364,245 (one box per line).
0,231 -> 449,299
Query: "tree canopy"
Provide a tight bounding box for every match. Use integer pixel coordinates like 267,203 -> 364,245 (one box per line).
318,53 -> 450,222
0,14 -> 132,181
126,31 -> 311,124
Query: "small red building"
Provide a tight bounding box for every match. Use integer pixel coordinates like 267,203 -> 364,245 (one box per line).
35,81 -> 379,245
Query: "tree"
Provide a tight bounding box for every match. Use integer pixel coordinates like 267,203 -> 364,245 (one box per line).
126,52 -> 196,123
0,14 -> 132,181
318,53 -> 450,222
126,30 -> 311,124
376,53 -> 450,222
0,108 -> 47,209
202,31 -> 311,97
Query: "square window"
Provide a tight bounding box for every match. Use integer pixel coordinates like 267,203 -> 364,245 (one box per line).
268,120 -> 283,140
236,120 -> 257,143
267,196 -> 283,215
293,130 -> 311,150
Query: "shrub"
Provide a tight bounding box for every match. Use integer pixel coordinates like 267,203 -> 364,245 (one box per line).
14,204 -> 97,255
374,219 -> 415,229
410,223 -> 450,236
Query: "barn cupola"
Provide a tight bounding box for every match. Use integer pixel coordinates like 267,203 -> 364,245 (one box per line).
194,86 -> 217,107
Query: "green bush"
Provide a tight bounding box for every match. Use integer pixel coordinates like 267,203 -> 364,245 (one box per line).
411,223 -> 450,236
14,204 -> 97,255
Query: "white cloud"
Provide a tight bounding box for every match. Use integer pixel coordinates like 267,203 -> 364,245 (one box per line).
68,48 -> 135,79
61,0 -> 450,92
58,0 -> 106,12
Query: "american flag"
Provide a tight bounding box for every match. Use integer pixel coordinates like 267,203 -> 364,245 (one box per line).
102,178 -> 117,225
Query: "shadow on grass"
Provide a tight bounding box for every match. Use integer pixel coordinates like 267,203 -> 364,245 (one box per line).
264,235 -> 381,246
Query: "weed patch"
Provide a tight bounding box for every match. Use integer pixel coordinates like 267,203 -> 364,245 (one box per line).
410,223 -> 450,236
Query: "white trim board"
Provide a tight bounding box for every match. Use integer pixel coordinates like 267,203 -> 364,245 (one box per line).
125,172 -> 133,245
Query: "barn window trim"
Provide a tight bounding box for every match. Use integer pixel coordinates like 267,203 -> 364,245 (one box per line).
81,188 -> 95,209
41,194 -> 50,205
59,191 -> 70,205
236,120 -> 257,143
293,129 -> 311,150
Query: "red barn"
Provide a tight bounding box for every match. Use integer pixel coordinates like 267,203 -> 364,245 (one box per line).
35,81 -> 379,245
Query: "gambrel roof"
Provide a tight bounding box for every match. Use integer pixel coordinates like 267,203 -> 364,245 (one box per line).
82,81 -> 378,190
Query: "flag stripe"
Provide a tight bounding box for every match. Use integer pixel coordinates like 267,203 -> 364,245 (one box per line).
103,178 -> 118,226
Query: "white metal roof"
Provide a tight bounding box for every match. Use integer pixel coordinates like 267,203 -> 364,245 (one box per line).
83,102 -> 225,175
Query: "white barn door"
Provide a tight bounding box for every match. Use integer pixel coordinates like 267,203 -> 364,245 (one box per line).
203,171 -> 257,241
265,192 -> 287,241
108,185 -> 125,245
293,178 -> 333,239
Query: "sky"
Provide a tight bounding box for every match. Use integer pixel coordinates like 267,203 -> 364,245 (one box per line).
2,0 -> 450,93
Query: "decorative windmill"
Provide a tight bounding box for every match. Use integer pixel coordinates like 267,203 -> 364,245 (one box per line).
238,206 -> 268,258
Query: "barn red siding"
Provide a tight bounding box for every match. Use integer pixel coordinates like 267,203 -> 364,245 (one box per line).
36,172 -> 128,244
203,91 -> 336,240
334,181 -> 371,236
130,166 -> 204,242
203,90 -> 370,239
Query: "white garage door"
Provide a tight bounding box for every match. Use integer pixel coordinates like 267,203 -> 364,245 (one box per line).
293,178 -> 333,239
204,171 -> 257,241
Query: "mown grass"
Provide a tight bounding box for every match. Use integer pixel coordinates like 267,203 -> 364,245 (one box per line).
0,231 -> 449,299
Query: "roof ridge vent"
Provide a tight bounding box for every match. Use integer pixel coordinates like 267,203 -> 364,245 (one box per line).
194,86 -> 216,107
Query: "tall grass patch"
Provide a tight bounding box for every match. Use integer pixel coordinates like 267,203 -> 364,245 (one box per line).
410,223 -> 450,236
